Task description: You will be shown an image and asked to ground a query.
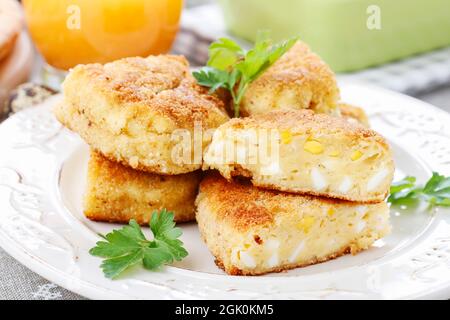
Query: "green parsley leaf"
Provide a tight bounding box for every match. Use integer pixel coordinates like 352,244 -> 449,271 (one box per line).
236,35 -> 297,83
388,172 -> 450,210
150,208 -> 189,260
89,220 -> 146,258
89,210 -> 188,279
193,33 -> 298,117
150,208 -> 180,239
142,243 -> 173,270
99,250 -> 144,279
208,38 -> 244,71
389,176 -> 416,194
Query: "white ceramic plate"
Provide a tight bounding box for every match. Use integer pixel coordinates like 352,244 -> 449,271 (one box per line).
0,81 -> 449,300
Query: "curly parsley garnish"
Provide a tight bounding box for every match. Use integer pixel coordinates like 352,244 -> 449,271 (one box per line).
193,33 -> 298,117
388,172 -> 450,210
89,209 -> 188,279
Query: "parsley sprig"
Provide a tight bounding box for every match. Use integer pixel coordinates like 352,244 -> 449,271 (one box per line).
89,209 -> 188,279
193,33 -> 298,117
388,172 -> 450,210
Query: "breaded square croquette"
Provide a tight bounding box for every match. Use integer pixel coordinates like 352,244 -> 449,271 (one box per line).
196,173 -> 390,276
55,55 -> 230,175
203,110 -> 394,203
339,103 -> 370,127
239,41 -> 340,117
84,151 -> 201,224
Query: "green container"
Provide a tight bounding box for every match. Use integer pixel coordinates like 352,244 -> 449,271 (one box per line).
218,0 -> 450,72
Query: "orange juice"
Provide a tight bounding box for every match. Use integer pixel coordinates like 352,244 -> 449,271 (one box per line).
23,0 -> 183,70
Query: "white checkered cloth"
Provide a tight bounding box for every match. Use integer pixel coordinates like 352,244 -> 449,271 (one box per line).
174,4 -> 450,95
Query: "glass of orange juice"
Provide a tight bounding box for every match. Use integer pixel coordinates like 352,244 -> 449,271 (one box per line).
23,0 -> 183,85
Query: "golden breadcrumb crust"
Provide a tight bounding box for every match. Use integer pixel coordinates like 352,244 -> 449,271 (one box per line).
61,54 -> 228,131
239,41 -> 340,116
225,109 -> 386,146
84,151 -> 201,224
